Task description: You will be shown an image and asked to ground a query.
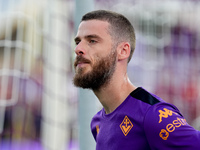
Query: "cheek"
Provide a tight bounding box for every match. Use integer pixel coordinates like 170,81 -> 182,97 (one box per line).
92,55 -> 103,67
91,54 -> 100,63
91,45 -> 112,63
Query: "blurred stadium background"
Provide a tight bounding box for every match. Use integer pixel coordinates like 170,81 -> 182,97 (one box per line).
0,0 -> 200,150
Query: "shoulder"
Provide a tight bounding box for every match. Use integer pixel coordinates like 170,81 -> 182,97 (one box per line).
132,88 -> 200,149
143,98 -> 200,149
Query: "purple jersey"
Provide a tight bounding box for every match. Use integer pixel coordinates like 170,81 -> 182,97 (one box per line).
91,87 -> 200,150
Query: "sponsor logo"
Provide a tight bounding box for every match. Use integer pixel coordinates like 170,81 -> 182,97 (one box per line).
158,108 -> 178,123
96,125 -> 99,134
159,129 -> 169,140
159,117 -> 187,140
120,116 -> 133,136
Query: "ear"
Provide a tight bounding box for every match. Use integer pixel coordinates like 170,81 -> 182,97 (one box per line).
117,42 -> 130,61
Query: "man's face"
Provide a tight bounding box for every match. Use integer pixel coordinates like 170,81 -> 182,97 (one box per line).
73,20 -> 117,90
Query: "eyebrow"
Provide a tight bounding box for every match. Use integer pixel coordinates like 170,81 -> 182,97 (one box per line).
74,34 -> 102,42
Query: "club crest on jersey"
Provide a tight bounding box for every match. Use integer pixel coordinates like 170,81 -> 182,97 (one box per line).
158,108 -> 178,123
120,116 -> 133,136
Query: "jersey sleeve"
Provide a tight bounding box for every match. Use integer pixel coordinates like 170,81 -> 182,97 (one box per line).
144,102 -> 200,149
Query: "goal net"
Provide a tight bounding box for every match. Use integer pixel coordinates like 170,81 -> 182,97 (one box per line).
0,0 -> 74,150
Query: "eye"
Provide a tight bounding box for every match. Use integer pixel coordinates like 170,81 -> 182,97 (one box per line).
89,39 -> 97,44
75,40 -> 80,45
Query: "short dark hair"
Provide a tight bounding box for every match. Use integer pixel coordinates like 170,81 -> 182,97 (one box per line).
81,10 -> 136,63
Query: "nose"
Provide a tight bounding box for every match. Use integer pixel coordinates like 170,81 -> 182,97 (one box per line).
75,42 -> 86,56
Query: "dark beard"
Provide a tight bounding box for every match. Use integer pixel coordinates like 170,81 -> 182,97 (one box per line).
73,50 -> 117,91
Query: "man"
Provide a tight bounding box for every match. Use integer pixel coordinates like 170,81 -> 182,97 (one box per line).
73,10 -> 200,149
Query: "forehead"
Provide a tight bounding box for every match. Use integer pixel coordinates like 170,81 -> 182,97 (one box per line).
76,20 -> 111,38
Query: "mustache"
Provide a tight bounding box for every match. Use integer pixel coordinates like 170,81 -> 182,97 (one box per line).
74,56 -> 91,67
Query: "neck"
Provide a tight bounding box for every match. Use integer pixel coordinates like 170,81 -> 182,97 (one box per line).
93,72 -> 136,114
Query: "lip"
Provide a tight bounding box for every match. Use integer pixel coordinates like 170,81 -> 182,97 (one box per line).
77,62 -> 88,67
76,62 -> 90,68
